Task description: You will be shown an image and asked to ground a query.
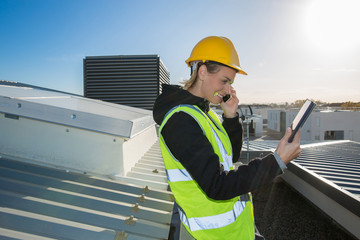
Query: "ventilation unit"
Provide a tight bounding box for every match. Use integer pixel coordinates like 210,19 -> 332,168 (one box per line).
84,55 -> 170,110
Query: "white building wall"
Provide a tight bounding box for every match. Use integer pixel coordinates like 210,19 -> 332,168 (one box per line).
248,115 -> 263,138
251,108 -> 269,121
267,110 -> 360,142
311,112 -> 360,141
267,110 -> 281,132
254,115 -> 263,137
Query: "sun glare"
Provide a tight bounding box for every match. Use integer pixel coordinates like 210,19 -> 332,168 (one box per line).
304,0 -> 360,53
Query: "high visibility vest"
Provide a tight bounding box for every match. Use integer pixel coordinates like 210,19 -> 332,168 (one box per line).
159,104 -> 255,240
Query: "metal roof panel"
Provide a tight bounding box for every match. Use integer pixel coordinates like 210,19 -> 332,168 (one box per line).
0,142 -> 174,240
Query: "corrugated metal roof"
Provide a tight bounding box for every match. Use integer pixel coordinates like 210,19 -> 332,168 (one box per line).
0,140 -> 173,240
294,141 -> 360,198
241,140 -> 360,238
242,140 -> 360,200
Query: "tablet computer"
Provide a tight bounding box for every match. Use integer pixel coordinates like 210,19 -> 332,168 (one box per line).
288,99 -> 316,143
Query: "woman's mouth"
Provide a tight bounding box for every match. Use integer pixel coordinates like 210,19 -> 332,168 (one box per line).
214,92 -> 231,102
214,92 -> 224,98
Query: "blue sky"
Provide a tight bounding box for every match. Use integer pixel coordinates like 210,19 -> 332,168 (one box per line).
1,0 -> 359,104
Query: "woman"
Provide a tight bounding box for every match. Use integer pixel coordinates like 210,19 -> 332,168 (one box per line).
153,36 -> 301,240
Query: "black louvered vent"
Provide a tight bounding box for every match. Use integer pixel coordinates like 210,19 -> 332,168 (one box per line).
84,55 -> 170,110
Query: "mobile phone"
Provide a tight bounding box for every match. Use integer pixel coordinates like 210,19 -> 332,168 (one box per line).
222,94 -> 232,103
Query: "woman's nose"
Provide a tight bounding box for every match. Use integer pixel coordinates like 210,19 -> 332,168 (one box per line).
226,84 -> 231,94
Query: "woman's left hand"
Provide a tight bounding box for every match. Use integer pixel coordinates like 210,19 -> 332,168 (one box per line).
221,86 -> 239,118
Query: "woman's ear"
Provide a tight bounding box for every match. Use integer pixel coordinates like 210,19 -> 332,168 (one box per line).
198,64 -> 207,79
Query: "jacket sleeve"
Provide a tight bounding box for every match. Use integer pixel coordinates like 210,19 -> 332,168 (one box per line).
161,112 -> 283,201
222,113 -> 243,163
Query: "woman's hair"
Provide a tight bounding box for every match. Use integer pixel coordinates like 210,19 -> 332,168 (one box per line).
182,61 -> 222,90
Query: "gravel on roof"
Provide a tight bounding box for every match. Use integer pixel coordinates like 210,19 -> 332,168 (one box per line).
252,179 -> 357,240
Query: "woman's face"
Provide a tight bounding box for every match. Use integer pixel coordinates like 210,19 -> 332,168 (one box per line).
200,65 -> 236,104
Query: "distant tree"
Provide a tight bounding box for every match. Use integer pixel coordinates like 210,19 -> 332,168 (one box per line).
313,100 -> 327,106
291,99 -> 325,108
327,102 -> 343,107
293,99 -> 307,108
284,102 -> 289,109
340,101 -> 360,109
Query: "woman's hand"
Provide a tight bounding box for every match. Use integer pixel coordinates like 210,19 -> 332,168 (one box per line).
276,127 -> 302,165
221,86 -> 239,118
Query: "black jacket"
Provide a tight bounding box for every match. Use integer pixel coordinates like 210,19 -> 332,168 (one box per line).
153,84 -> 282,200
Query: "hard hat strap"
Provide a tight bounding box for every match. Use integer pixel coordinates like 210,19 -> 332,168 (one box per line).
190,61 -> 201,76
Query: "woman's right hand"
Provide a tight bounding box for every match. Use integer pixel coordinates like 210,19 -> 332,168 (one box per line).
275,127 -> 302,165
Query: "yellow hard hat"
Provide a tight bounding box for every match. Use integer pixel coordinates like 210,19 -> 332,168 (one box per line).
185,36 -> 247,75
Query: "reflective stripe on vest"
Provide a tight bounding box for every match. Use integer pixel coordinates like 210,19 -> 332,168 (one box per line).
165,127 -> 232,183
178,199 -> 248,232
166,168 -> 193,182
211,127 -> 232,171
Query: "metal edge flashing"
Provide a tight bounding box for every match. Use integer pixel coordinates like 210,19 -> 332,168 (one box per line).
0,95 -> 138,139
282,161 -> 360,239
286,161 -> 360,216
0,108 -> 132,140
129,116 -> 156,139
0,80 -> 82,97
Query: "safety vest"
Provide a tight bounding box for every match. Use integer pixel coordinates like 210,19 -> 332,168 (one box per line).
159,104 -> 255,240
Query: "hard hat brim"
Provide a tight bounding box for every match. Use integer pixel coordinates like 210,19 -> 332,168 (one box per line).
186,59 -> 247,75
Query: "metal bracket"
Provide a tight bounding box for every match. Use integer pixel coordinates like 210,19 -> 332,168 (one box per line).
124,215 -> 136,226
131,203 -> 140,212
114,231 -> 128,240
143,185 -> 150,193
138,194 -> 146,203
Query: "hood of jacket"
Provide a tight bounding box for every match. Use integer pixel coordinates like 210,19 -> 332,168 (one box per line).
153,84 -> 210,125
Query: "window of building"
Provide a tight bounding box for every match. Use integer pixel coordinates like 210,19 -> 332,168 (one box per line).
324,131 -> 344,140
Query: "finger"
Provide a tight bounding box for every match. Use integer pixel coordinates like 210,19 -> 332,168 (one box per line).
293,129 -> 301,143
285,127 -> 292,138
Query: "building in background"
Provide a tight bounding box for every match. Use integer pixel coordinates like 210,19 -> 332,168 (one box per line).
268,109 -> 360,141
84,55 -> 170,110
